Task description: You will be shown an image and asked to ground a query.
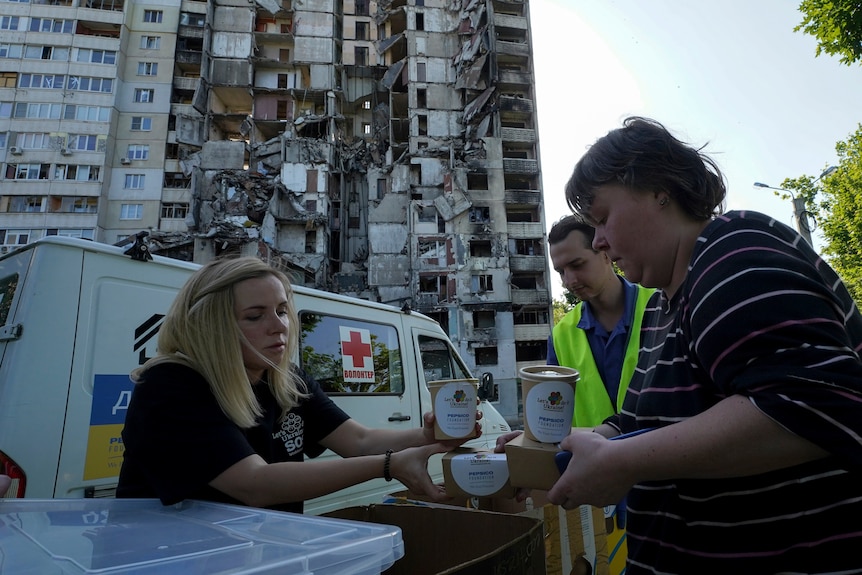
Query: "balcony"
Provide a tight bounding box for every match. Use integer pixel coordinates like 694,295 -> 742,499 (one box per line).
173,76 -> 200,92
504,190 -> 541,206
502,158 -> 538,174
511,288 -> 549,306
499,95 -> 533,114
501,127 -> 535,143
507,222 -> 543,238
513,324 -> 550,341
509,255 -> 545,272
493,13 -> 527,31
499,70 -> 532,86
495,40 -> 530,58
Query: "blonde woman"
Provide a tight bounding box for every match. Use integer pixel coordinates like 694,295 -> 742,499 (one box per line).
117,257 -> 471,512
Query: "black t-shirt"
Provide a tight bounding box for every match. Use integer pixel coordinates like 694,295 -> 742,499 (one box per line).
117,362 -> 349,513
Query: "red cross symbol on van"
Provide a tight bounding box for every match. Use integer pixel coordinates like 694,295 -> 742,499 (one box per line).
342,329 -> 372,368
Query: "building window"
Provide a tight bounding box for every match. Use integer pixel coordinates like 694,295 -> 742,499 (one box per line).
124,175 -> 145,189
68,135 -> 98,151
1,16 -> 21,31
137,62 -> 158,76
46,228 -> 95,240
7,164 -> 49,180
0,229 -> 31,246
134,88 -> 154,103
58,165 -> 100,181
141,36 -> 160,49
120,203 -> 143,219
362,123 -> 371,135
0,44 -> 23,59
24,45 -> 69,61
14,103 -> 61,119
416,62 -> 426,82
417,88 -> 426,108
469,240 -> 492,257
471,274 -> 493,293
473,310 -> 495,329
161,202 -> 188,219
29,18 -> 73,33
475,346 -> 498,366
163,172 -> 191,188
418,240 -> 445,267
127,144 -> 149,160
17,133 -> 50,149
76,48 -> 116,64
415,12 -> 424,31
468,206 -> 490,223
8,196 -> 44,212
131,116 -> 152,131
19,73 -> 64,89
355,0 -> 369,16
64,105 -> 110,122
355,21 -> 369,40
354,46 -> 368,66
143,10 -> 163,23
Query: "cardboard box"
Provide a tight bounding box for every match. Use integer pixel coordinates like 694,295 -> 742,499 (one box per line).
503,433 -> 562,490
324,504 -> 546,575
441,448 -> 516,499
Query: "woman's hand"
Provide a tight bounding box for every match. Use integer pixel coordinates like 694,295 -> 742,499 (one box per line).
421,410 -> 484,448
389,443 -> 452,501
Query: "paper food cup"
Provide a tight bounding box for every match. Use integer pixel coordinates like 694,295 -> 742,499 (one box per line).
429,378 -> 479,440
519,365 -> 579,443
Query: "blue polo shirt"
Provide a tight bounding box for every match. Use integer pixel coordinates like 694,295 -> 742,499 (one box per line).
547,276 -> 638,410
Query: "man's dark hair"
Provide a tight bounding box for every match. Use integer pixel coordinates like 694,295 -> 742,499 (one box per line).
548,214 -> 596,250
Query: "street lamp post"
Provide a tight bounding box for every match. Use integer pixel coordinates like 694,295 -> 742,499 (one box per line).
753,166 -> 837,246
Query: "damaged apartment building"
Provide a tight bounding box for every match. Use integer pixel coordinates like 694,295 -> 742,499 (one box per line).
0,0 -> 551,423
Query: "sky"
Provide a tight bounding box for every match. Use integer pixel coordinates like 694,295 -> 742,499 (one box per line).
529,0 -> 862,300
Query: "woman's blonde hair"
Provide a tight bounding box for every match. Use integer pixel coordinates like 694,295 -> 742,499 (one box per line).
132,256 -> 308,428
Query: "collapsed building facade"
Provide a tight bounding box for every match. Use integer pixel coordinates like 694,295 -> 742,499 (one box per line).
0,0 -> 552,423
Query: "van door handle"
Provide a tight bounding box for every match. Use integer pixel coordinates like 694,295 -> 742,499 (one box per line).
388,413 -> 411,422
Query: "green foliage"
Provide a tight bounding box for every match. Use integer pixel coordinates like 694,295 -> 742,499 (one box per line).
552,292 -> 576,325
782,124 -> 862,305
796,0 -> 862,66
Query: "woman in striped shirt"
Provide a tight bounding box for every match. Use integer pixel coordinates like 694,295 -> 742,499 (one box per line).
548,116 -> 862,574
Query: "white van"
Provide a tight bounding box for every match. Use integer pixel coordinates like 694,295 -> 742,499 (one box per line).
0,236 -> 511,515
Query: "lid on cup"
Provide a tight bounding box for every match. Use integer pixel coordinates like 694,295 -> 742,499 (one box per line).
518,365 -> 579,383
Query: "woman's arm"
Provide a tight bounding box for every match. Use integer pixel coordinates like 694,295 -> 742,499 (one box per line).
210,442 -> 450,508
548,395 -> 829,509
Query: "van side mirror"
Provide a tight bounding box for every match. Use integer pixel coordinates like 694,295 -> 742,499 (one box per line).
478,372 -> 496,401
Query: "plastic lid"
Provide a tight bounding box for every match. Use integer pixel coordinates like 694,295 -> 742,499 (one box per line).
518,365 -> 580,382
0,498 -> 404,574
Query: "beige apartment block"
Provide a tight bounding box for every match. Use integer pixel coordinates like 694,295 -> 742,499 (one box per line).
0,0 -> 551,424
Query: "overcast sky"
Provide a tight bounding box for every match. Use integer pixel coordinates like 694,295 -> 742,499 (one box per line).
529,0 -> 862,300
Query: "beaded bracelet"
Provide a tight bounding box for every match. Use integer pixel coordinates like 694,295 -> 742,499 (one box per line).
383,449 -> 394,482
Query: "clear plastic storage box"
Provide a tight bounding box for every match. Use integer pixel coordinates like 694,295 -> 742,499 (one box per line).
0,498 -> 404,574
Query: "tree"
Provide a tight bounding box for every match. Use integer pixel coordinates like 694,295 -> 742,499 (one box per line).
552,291 -> 576,325
796,0 -> 862,66
781,123 -> 862,304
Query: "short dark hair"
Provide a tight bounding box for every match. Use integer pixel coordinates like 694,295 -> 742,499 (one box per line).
565,116 -> 726,221
548,214 -> 595,250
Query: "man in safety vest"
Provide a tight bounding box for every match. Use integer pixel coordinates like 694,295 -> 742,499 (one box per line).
548,214 -> 653,428
547,215 -> 653,575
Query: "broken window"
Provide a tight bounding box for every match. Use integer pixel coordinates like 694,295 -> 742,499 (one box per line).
515,341 -> 547,362
506,210 -> 537,222
376,178 -> 387,198
354,0 -> 369,16
473,310 -> 495,329
416,88 -> 426,108
471,274 -> 493,293
419,274 -> 449,301
511,238 -> 542,256
305,231 -> 316,254
415,13 -> 424,31
510,274 -> 540,290
468,173 -> 488,190
354,46 -> 368,65
160,202 -> 188,219
417,113 -> 427,135
475,346 -> 498,366
418,240 -> 446,267
514,309 -> 549,325
355,21 -> 369,40
468,206 -> 490,223
469,240 -> 492,257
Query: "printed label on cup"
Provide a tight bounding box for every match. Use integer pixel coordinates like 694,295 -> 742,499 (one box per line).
430,380 -> 477,439
524,381 -> 575,443
449,452 -> 509,497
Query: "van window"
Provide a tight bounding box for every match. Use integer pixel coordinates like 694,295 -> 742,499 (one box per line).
419,335 -> 471,382
0,273 -> 18,325
300,312 -> 404,395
